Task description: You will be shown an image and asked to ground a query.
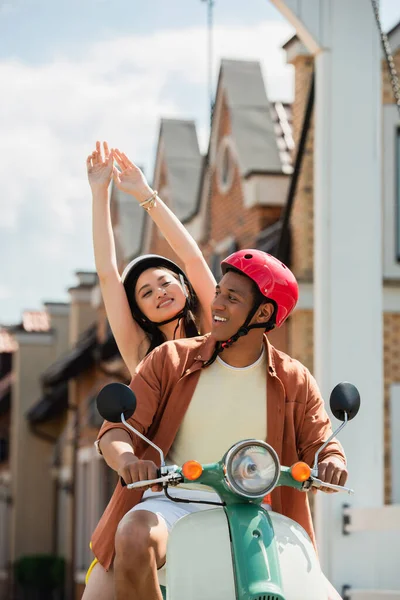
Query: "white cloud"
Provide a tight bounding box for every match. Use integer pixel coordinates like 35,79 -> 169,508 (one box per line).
0,285 -> 11,300
0,2 -> 14,16
0,20 -> 293,323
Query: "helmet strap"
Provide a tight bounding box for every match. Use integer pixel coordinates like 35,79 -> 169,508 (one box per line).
218,297 -> 275,351
154,306 -> 187,327
219,302 -> 261,350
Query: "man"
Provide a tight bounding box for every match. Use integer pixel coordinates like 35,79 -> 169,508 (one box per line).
89,249 -> 346,600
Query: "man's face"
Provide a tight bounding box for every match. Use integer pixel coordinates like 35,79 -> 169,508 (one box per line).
210,271 -> 257,341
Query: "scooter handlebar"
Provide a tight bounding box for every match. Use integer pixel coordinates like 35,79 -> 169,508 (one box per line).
311,477 -> 354,495
126,476 -> 166,490
120,468 -> 162,488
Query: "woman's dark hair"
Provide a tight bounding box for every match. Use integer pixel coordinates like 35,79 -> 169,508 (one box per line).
121,255 -> 200,355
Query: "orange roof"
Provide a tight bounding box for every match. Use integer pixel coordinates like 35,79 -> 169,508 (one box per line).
22,311 -> 51,333
0,330 -> 17,353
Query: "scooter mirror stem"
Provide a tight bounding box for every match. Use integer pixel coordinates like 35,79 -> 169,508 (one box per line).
121,413 -> 165,467
311,412 -> 348,477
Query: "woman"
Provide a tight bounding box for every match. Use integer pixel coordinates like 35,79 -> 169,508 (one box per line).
87,142 -> 216,376
84,142 -> 216,598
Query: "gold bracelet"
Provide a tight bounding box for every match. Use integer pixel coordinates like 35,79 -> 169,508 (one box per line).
139,190 -> 158,211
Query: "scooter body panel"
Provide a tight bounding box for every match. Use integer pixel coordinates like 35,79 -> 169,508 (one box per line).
269,511 -> 328,600
163,506 -> 328,600
166,507 -> 236,600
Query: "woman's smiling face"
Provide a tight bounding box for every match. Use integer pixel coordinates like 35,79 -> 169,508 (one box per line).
134,267 -> 187,324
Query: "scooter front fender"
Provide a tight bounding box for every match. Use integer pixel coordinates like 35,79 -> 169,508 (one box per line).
163,505 -> 327,600
166,507 -> 236,600
165,504 -> 285,600
268,511 -> 328,600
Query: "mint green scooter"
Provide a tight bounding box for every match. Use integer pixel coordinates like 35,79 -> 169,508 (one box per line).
97,381 -> 359,600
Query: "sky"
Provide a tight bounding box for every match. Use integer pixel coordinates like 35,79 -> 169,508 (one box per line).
1,0 -> 399,325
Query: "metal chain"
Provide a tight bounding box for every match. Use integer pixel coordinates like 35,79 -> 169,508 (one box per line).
371,0 -> 400,117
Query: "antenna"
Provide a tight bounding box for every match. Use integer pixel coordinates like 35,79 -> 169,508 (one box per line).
201,0 -> 215,122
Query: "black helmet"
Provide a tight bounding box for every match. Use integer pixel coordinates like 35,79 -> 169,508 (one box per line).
121,254 -> 196,330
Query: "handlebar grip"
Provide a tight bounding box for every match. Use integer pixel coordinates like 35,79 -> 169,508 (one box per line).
120,468 -> 162,488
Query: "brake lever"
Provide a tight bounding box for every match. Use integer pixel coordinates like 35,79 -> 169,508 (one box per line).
126,476 -> 169,490
120,468 -> 162,488
121,469 -> 182,490
311,477 -> 354,495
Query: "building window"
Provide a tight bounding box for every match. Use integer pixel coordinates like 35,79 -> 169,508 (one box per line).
221,147 -> 231,186
217,137 -> 235,194
397,127 -> 400,262
383,107 -> 400,276
391,383 -> 400,503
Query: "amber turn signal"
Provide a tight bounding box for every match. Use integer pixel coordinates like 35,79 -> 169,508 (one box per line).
182,460 -> 203,481
290,461 -> 311,482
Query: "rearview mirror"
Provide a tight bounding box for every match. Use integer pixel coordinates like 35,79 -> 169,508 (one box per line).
96,383 -> 137,423
330,382 -> 360,422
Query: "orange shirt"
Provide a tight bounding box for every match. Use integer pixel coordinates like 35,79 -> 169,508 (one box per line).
92,334 -> 345,570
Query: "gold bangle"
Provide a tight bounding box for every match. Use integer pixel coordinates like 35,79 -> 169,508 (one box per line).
139,190 -> 158,211
145,196 -> 157,212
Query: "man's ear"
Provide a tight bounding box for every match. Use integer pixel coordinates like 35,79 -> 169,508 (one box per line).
256,302 -> 274,324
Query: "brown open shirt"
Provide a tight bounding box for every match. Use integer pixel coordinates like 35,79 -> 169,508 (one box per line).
92,334 -> 345,570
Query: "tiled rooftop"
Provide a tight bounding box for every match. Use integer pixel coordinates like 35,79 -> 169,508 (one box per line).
22,311 -> 51,333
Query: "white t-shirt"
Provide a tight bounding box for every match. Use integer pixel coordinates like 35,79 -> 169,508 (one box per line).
168,347 -> 267,468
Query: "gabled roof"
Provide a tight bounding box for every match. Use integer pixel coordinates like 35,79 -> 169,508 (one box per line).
110,181 -> 145,263
220,59 -> 283,176
155,119 -> 203,222
284,20 -> 400,60
387,19 -> 400,52
388,21 -> 400,55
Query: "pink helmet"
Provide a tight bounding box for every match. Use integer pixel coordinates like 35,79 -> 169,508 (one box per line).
221,249 -> 298,328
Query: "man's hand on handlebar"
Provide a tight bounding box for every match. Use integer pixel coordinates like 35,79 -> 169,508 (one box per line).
117,454 -> 162,492
314,456 -> 348,494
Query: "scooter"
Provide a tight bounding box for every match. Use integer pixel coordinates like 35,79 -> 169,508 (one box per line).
96,381 -> 360,600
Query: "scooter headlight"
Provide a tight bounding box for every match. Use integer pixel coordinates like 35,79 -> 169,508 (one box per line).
224,440 -> 280,499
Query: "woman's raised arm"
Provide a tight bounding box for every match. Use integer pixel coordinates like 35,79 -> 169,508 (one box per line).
112,149 -> 216,332
88,142 -> 147,374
